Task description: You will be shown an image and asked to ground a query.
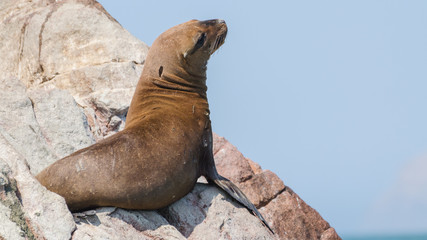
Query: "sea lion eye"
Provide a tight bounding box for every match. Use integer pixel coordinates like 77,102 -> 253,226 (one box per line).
184,33 -> 207,58
194,33 -> 206,50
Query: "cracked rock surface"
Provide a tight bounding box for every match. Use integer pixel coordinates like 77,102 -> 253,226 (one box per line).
0,0 -> 341,239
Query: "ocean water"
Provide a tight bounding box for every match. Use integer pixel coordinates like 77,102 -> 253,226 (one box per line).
344,234 -> 427,240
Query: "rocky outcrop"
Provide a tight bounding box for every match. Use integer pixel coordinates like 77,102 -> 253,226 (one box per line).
213,134 -> 341,240
0,0 -> 340,239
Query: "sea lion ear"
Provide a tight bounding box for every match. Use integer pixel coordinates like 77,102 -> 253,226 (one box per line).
158,66 -> 163,77
194,32 -> 206,50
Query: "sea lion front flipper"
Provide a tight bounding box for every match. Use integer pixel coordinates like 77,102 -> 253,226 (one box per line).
201,123 -> 274,234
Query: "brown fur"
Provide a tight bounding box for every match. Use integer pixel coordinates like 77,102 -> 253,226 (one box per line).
36,19 -> 273,232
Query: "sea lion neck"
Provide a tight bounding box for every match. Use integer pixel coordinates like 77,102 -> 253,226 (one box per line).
125,61 -> 210,129
124,81 -> 210,129
144,54 -> 209,97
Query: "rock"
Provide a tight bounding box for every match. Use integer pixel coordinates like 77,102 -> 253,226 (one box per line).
72,207 -> 186,240
0,0 -> 341,239
259,190 -> 336,240
0,135 -> 76,240
0,159 -> 28,240
239,170 -> 286,208
0,77 -> 59,175
247,157 -> 264,174
320,228 -> 341,240
212,134 -> 254,183
0,0 -> 149,139
160,184 -> 275,240
28,87 -> 95,159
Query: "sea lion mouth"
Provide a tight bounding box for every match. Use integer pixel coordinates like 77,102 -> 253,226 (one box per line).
213,32 -> 226,52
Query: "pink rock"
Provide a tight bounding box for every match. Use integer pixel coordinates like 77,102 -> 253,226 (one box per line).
239,170 -> 286,208
213,136 -> 254,183
246,157 -> 263,174
321,227 -> 342,240
260,189 -> 341,240
212,132 -> 228,154
212,135 -> 341,239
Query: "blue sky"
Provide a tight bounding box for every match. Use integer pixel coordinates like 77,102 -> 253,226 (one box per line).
99,1 -> 427,236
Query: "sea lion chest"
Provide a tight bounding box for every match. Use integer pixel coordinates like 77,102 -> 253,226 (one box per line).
110,101 -> 210,209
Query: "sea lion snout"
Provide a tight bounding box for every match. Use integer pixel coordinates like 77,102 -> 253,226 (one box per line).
203,19 -> 227,52
199,19 -> 226,26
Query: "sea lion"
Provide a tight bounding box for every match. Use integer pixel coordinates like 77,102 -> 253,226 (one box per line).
36,19 -> 273,232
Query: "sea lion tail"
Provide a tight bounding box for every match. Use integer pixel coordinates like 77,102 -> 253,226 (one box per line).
208,174 -> 275,234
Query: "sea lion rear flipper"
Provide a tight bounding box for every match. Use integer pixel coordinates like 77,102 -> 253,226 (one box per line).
209,175 -> 274,234
202,124 -> 274,234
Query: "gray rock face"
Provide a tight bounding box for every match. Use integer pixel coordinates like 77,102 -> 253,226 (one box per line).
28,87 -> 95,159
0,77 -> 59,175
0,0 -> 148,140
0,0 -> 340,239
161,184 -> 274,239
72,207 -> 186,240
0,135 -> 76,240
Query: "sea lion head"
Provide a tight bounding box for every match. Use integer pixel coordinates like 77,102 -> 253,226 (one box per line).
178,19 -> 228,71
142,19 -> 228,93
